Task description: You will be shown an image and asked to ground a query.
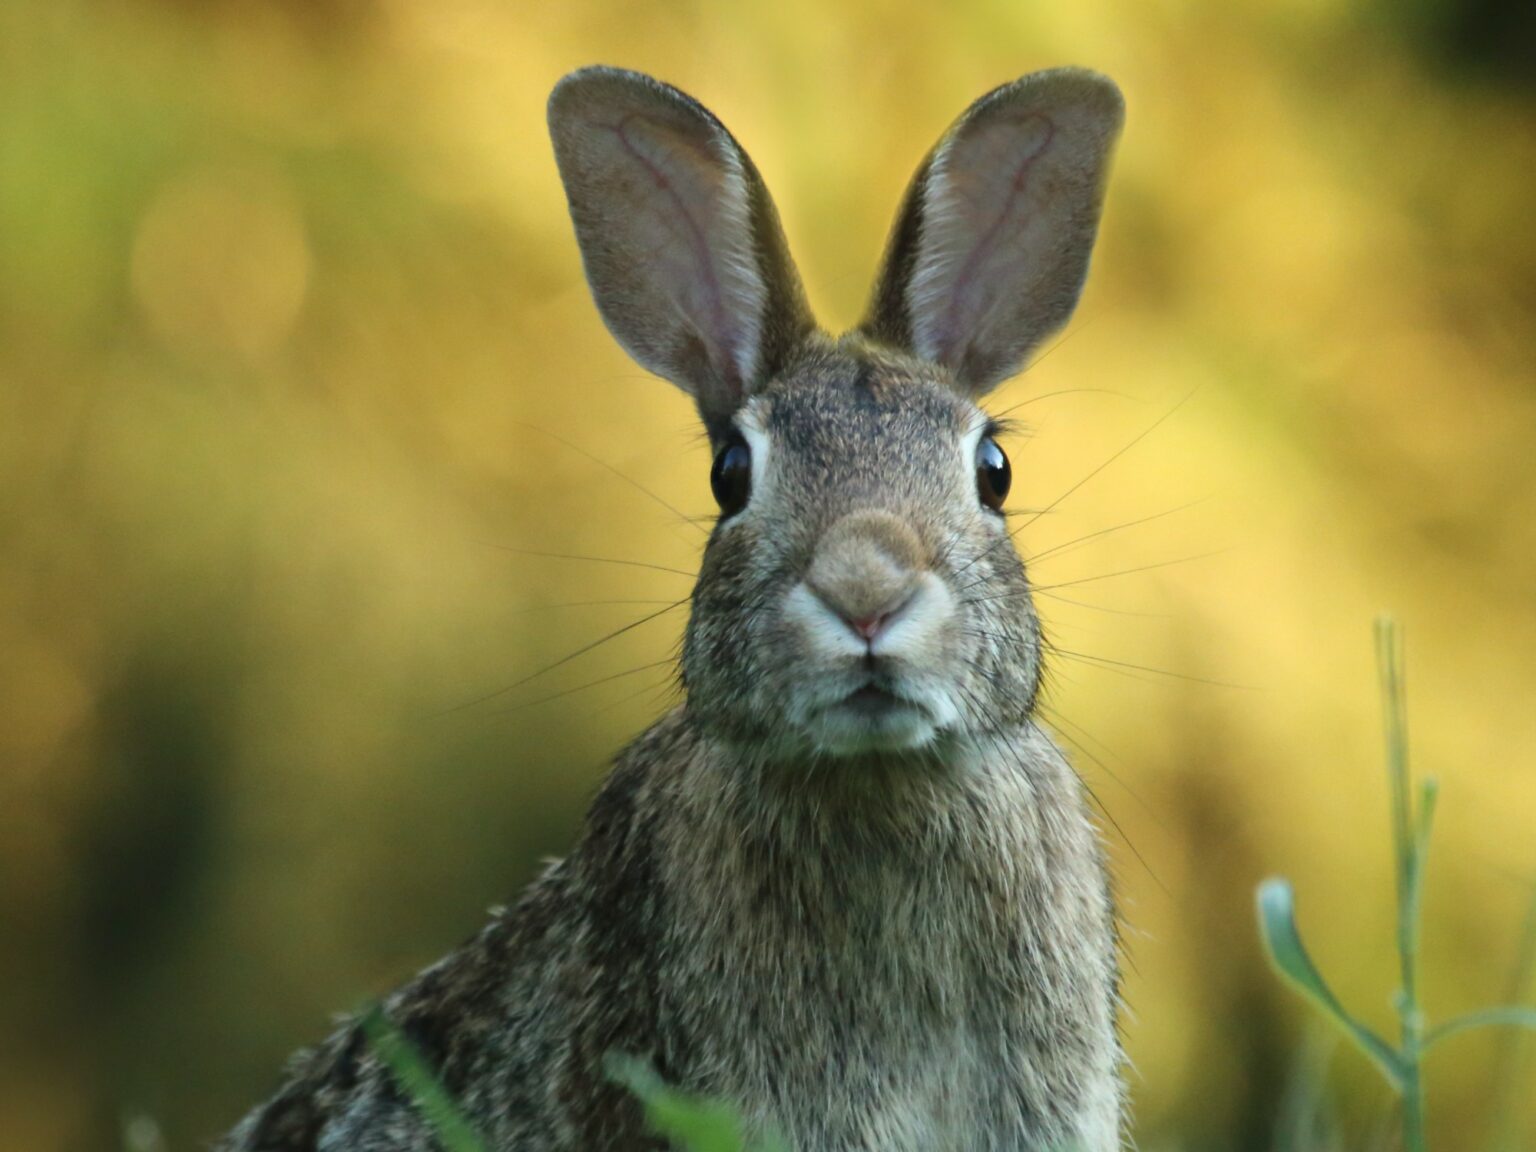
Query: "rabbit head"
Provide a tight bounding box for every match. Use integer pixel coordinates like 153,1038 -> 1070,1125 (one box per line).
549,66 -> 1122,761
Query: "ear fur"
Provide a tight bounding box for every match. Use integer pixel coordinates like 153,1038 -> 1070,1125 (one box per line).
548,67 -> 815,427
860,68 -> 1124,394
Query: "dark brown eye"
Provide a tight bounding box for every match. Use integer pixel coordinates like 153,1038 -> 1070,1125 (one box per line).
710,433 -> 752,518
976,435 -> 1010,512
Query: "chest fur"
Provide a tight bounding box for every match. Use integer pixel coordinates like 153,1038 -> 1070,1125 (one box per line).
650,748 -> 1118,1150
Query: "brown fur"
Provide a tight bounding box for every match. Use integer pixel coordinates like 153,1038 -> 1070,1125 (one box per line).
218,65 -> 1128,1152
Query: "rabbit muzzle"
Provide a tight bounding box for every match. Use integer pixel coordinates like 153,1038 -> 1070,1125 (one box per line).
784,509 -> 963,755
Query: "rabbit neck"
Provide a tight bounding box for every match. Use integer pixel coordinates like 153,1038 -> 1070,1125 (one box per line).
648,708 -> 1121,1150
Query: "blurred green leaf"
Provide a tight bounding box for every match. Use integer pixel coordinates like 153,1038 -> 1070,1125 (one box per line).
1256,878 -> 1406,1089
1423,1007 -> 1536,1052
360,1006 -> 489,1152
605,1054 -> 787,1152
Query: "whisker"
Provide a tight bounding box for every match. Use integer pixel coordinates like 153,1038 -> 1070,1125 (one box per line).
1031,613 -> 1095,635
1027,549 -> 1227,594
1011,385 -> 1200,538
490,658 -> 677,717
593,668 -> 684,718
474,542 -> 696,580
1018,315 -> 1097,372
949,388 -> 1199,591
1028,497 -> 1211,565
991,718 -> 1167,897
1071,763 -> 1170,898
955,548 -> 1223,608
1032,590 -> 1168,618
1081,776 -> 1169,896
955,505 -> 1213,606
1038,704 -> 1171,834
516,422 -> 707,537
990,386 -> 1140,421
1044,642 -> 1252,691
432,598 -> 690,716
949,540 -> 1036,599
504,598 -> 684,616
1045,653 -> 1173,689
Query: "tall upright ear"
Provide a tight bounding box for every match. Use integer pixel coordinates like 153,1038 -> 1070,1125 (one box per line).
859,68 -> 1123,395
548,67 -> 816,426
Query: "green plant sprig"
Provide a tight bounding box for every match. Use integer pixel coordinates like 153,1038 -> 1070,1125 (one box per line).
360,1005 -> 489,1152
1256,615 -> 1536,1152
361,1008 -> 780,1152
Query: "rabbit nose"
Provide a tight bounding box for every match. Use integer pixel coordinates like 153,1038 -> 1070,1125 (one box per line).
847,610 -> 896,642
805,511 -> 925,643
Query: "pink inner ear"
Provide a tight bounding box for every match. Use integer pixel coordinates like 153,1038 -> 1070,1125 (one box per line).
914,113 -> 1057,371
594,113 -> 760,389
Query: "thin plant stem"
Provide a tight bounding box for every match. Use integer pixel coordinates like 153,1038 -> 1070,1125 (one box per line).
1486,883 -> 1536,1152
361,1006 -> 488,1152
1262,617 -> 1536,1152
1376,615 -> 1428,1152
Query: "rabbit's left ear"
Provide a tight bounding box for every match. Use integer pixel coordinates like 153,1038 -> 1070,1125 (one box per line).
549,67 -> 815,429
860,69 -> 1124,395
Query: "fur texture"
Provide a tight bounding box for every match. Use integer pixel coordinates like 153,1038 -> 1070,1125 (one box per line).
218,65 -> 1127,1152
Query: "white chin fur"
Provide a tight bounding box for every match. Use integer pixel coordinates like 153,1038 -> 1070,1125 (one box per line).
782,578 -> 965,757
805,702 -> 941,757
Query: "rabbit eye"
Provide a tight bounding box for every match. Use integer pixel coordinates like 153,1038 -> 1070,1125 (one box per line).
710,433 -> 752,518
975,435 -> 1011,512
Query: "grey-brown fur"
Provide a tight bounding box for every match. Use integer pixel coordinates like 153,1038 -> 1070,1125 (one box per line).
218,65 -> 1127,1152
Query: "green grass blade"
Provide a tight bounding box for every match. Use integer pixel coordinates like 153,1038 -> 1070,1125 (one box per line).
1413,779 -> 1438,853
360,1005 -> 490,1152
1271,1031 -> 1344,1152
1400,776 -> 1439,1014
1422,1006 -> 1536,1051
1257,878 -> 1406,1089
1374,616 -> 1413,905
1374,615 -> 1429,1152
605,1055 -> 788,1152
1485,882 -> 1536,1152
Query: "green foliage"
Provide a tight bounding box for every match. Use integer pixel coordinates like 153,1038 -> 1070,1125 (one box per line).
364,615 -> 1536,1152
360,1007 -> 489,1152
361,1009 -> 779,1152
1256,617 -> 1536,1152
605,1055 -> 788,1152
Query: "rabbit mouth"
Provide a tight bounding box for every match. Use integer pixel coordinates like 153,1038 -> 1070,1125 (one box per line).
778,577 -> 966,755
847,681 -> 897,709
844,684 -> 902,713
799,678 -> 951,755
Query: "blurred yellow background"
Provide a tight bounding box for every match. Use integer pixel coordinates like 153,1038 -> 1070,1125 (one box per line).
2,0 -> 1534,1148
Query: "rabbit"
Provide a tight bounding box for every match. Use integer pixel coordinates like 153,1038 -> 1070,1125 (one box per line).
217,63 -> 1127,1152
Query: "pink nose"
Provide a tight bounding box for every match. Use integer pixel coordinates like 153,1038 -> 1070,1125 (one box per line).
847,611 -> 891,642
804,509 -> 926,649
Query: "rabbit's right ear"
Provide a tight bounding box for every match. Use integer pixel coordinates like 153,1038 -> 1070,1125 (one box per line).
859,69 -> 1124,395
549,67 -> 815,429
